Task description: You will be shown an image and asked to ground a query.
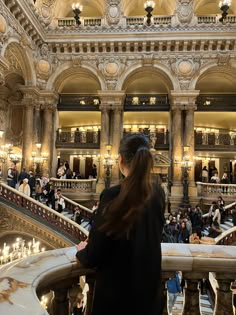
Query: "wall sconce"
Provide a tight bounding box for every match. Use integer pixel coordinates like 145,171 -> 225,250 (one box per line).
72,3 -> 83,26
144,1 -> 155,26
219,0 -> 231,23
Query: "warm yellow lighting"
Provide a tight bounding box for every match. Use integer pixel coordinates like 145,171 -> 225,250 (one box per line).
106,144 -> 112,152
0,130 -> 4,138
36,143 -> 42,149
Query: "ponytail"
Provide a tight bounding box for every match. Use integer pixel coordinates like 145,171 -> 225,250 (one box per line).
100,134 -> 154,238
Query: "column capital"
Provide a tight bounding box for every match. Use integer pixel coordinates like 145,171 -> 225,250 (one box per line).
98,90 -> 125,110
169,90 -> 200,111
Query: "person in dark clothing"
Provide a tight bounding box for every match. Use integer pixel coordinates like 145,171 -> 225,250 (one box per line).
75,133 -> 165,315
28,171 -> 36,198
91,164 -> 97,178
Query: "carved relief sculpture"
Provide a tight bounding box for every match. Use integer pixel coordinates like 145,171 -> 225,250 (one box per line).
105,0 -> 123,25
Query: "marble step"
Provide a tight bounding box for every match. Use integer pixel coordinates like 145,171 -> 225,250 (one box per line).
171,294 -> 213,315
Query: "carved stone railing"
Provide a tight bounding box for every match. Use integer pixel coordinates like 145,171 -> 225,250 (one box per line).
56,130 -> 100,149
50,178 -> 97,194
196,182 -> 236,198
57,17 -> 103,28
63,195 -> 94,221
57,14 -> 236,28
0,183 -> 89,243
215,226 -> 236,245
0,244 -> 236,315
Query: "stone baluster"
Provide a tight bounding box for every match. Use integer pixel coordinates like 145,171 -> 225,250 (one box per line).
50,287 -> 70,315
84,273 -> 96,315
181,272 -> 203,315
214,273 -> 235,315
161,272 -> 170,315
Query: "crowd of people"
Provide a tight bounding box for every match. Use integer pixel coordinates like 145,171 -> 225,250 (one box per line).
162,195 -> 235,245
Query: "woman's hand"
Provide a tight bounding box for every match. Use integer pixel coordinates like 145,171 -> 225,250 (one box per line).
76,240 -> 88,252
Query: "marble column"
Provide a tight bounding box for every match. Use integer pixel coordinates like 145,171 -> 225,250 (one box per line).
184,107 -> 195,185
111,106 -> 123,185
96,105 -> 110,193
0,93 -> 8,179
33,104 -> 41,144
22,104 -> 34,171
41,105 -> 54,176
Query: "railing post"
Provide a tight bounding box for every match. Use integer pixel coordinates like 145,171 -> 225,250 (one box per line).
51,287 -> 70,315
84,273 -> 96,315
214,273 -> 235,315
182,272 -> 202,315
161,272 -> 169,315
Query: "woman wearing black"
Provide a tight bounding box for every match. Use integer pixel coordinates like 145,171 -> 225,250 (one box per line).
75,133 -> 165,315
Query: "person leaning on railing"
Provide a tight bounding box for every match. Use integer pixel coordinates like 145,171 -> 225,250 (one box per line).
75,133 -> 165,315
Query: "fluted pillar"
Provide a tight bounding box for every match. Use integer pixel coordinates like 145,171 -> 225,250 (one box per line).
33,104 -> 41,145
97,90 -> 125,192
185,107 -> 196,185
41,104 -> 54,176
169,90 -> 199,209
22,104 -> 34,171
0,91 -> 8,179
111,105 -> 124,185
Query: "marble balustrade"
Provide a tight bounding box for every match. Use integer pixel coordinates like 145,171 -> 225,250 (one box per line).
50,178 -> 97,193
0,244 -> 235,315
0,183 -> 89,243
197,182 -> 236,197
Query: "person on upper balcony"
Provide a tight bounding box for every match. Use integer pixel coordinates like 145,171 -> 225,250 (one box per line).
221,172 -> 230,184
210,172 -> 220,184
201,166 -> 208,183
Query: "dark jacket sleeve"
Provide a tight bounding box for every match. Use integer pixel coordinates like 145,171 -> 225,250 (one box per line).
76,187 -> 119,268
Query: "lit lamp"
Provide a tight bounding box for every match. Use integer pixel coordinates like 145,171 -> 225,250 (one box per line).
72,2 -> 83,26
144,1 -> 155,26
103,144 -> 113,189
219,0 -> 231,23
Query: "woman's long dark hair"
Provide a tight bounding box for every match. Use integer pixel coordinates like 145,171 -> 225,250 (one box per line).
101,133 -> 154,238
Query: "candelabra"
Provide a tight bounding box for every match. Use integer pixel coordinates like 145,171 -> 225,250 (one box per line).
0,237 -> 45,265
219,0 -> 231,23
144,1 -> 155,26
72,2 -> 83,26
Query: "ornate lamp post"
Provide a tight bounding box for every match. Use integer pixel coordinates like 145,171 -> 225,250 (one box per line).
72,2 -> 83,26
103,144 -> 113,189
181,146 -> 193,208
219,0 -> 231,23
144,1 -> 155,26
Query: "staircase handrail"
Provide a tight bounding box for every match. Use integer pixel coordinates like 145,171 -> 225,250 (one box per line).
0,182 -> 89,242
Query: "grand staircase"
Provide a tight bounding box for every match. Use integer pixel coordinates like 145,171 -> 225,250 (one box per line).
172,294 -> 213,315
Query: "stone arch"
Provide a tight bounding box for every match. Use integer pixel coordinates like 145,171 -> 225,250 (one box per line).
46,62 -> 105,92
3,40 -> 36,86
190,63 -> 236,91
119,62 -> 177,92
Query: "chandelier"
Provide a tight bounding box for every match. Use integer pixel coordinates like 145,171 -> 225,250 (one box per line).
0,237 -> 45,265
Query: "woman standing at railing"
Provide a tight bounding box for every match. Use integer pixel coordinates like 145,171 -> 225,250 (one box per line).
75,133 -> 165,315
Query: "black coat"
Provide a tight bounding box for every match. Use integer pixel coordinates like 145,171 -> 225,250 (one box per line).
76,184 -> 165,315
